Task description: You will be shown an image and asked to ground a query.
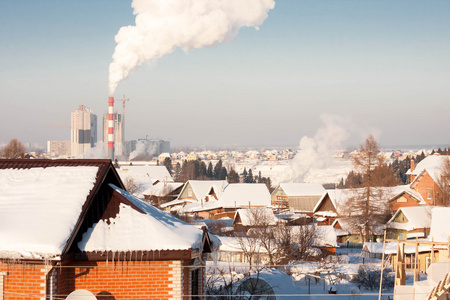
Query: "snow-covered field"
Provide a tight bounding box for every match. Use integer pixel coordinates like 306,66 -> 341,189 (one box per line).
232,158 -> 354,185
204,247 -> 413,299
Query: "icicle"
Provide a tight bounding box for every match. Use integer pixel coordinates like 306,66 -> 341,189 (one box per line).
106,251 -> 109,266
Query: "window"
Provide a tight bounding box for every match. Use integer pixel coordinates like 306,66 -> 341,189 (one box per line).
427,189 -> 432,199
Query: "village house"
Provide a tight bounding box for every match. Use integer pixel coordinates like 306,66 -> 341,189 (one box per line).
271,183 -> 325,214
313,185 -> 426,228
142,181 -> 184,208
232,207 -> 279,232
0,159 -> 215,300
191,183 -> 272,220
116,164 -> 174,198
385,206 -> 433,240
406,154 -> 449,206
160,180 -> 228,213
363,207 -> 450,276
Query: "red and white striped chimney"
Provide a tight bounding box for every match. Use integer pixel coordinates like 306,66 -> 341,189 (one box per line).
108,96 -> 115,160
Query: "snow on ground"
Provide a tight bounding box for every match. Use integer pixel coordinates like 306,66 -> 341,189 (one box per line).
232,158 -> 353,186
206,247 -> 396,299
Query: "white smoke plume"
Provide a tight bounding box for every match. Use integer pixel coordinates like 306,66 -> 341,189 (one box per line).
280,115 -> 350,183
77,142 -> 108,159
129,140 -> 157,161
108,0 -> 275,95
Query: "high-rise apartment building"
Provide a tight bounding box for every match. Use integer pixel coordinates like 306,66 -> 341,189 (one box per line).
47,140 -> 71,157
71,105 -> 97,156
103,113 -> 124,157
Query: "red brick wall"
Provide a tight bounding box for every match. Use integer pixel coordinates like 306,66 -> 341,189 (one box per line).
0,261 -> 49,300
0,258 -> 204,300
390,193 -> 420,212
55,260 -> 195,300
414,173 -> 442,206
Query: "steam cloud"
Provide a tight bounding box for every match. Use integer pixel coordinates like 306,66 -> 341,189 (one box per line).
108,0 -> 275,95
129,140 -> 157,161
280,115 -> 350,183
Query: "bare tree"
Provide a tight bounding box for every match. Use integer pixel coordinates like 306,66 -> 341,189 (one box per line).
342,135 -> 392,242
244,208 -> 280,267
437,156 -> 450,206
289,224 -> 318,260
123,176 -> 143,195
0,138 -> 26,159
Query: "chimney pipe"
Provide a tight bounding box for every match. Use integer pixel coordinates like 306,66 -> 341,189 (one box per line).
410,159 -> 416,182
108,97 -> 114,160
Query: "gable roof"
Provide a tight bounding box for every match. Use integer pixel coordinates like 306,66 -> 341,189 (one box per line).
0,159 -> 122,260
142,182 -> 183,197
407,155 -> 450,184
78,184 -> 205,252
278,183 -> 325,196
386,206 -> 433,231
233,208 -> 278,226
178,180 -> 228,201
314,185 -> 425,214
198,183 -> 271,211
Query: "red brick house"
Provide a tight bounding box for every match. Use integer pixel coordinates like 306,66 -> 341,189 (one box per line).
407,155 -> 449,206
0,159 -> 214,300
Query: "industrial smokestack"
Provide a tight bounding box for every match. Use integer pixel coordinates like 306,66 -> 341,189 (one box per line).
108,96 -> 115,160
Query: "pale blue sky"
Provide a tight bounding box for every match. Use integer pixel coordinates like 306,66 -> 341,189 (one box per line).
1,0 -> 449,149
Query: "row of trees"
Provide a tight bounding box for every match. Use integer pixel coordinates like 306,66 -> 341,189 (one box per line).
164,157 -> 273,190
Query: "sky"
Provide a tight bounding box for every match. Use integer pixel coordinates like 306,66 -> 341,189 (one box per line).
1,0 -> 449,150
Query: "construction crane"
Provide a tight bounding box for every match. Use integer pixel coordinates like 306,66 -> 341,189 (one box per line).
114,95 -> 130,141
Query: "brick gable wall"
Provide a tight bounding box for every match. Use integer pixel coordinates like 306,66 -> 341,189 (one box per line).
1,259 -> 203,300
414,173 -> 443,206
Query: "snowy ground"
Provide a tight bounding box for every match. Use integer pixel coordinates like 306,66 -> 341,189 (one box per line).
231,158 -> 354,186
205,247 -> 407,299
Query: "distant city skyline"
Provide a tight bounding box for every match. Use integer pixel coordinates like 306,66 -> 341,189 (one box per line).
1,0 -> 449,150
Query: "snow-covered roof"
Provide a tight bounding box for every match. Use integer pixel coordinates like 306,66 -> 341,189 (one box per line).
386,206 -> 433,231
407,155 -> 449,183
117,165 -> 173,186
0,166 -> 99,259
206,183 -> 271,210
234,208 -> 278,226
315,185 -> 424,214
78,184 -> 205,252
278,183 -> 325,196
428,207 -> 450,243
215,235 -> 265,253
313,226 -> 338,247
142,182 -> 183,197
179,180 -> 228,201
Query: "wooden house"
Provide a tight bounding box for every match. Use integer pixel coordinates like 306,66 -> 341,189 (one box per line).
271,183 -> 325,214
0,159 -> 214,300
160,180 -> 227,212
142,181 -> 184,207
232,208 -> 279,233
385,206 -> 433,240
191,183 -> 271,220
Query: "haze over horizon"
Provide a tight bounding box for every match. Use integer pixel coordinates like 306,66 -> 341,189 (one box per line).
1,0 -> 449,149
